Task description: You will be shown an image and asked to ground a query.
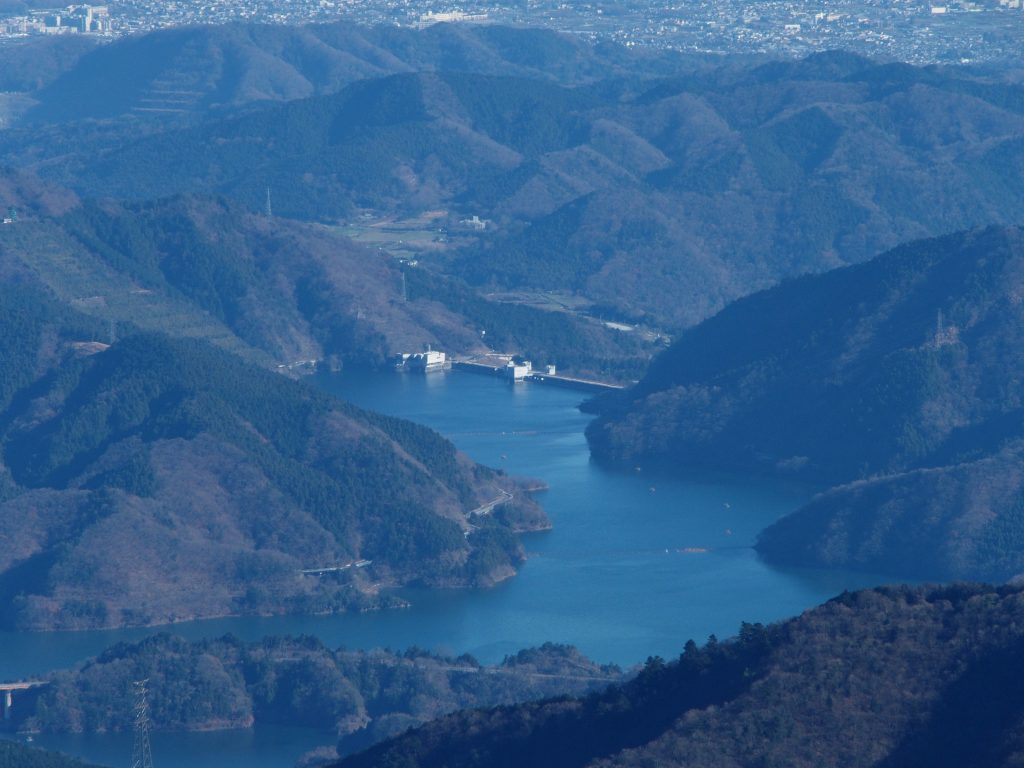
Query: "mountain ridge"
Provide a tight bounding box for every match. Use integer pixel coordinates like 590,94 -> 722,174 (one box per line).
0,324 -> 545,631
333,583 -> 1024,768
22,22 -> 697,125
10,43 -> 1024,330
587,224 -> 1024,581
0,186 -> 649,382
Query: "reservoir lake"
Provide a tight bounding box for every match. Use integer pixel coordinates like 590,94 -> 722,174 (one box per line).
2,369 -> 896,766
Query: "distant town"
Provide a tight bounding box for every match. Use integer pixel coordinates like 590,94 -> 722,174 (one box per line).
0,0 -> 1021,64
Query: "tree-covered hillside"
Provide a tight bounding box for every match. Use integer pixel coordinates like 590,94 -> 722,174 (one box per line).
0,35 -> 99,93
755,440 -> 1024,581
0,741 -> 99,768
0,285 -> 104,416
8,634 -> 620,751
334,584 -> 1024,768
0,327 -> 545,631
1,193 -> 435,368
0,185 -> 649,381
588,225 -> 1024,580
590,226 -> 1024,480
22,22 -> 692,124
9,42 -> 1024,330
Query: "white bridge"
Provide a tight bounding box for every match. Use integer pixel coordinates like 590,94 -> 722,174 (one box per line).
299,559 -> 372,576
468,489 -> 513,518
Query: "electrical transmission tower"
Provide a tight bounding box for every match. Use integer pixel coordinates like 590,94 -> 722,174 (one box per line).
130,679 -> 155,768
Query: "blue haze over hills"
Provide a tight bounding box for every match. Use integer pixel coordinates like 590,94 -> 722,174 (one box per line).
0,15 -> 1023,768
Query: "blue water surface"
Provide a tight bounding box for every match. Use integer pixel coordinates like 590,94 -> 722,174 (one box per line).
1,369 -> 896,767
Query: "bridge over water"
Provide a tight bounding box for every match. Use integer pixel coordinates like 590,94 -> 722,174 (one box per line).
1,681 -> 48,720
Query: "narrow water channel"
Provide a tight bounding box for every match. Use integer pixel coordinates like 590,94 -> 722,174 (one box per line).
2,369 -> 897,767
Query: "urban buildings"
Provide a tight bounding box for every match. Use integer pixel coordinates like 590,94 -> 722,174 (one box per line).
0,0 -> 1020,66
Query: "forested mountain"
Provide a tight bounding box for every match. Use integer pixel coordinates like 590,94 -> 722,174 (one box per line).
0,166 -> 78,218
587,225 -> 1024,580
0,36 -> 99,94
0,741 -> 98,768
7,634 -> 620,752
0,300 -> 546,630
0,184 -> 649,380
3,17 -> 1024,768
23,22 -> 693,124
756,443 -> 1024,581
335,583 -> 1024,768
5,193 -> 428,368
6,37 -> 1024,329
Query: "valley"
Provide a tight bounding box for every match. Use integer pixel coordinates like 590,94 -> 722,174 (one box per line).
588,225 -> 1024,582
0,369 -> 889,767
0,17 -> 1022,768
338,583 -> 1024,768
4,30 -> 1024,336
